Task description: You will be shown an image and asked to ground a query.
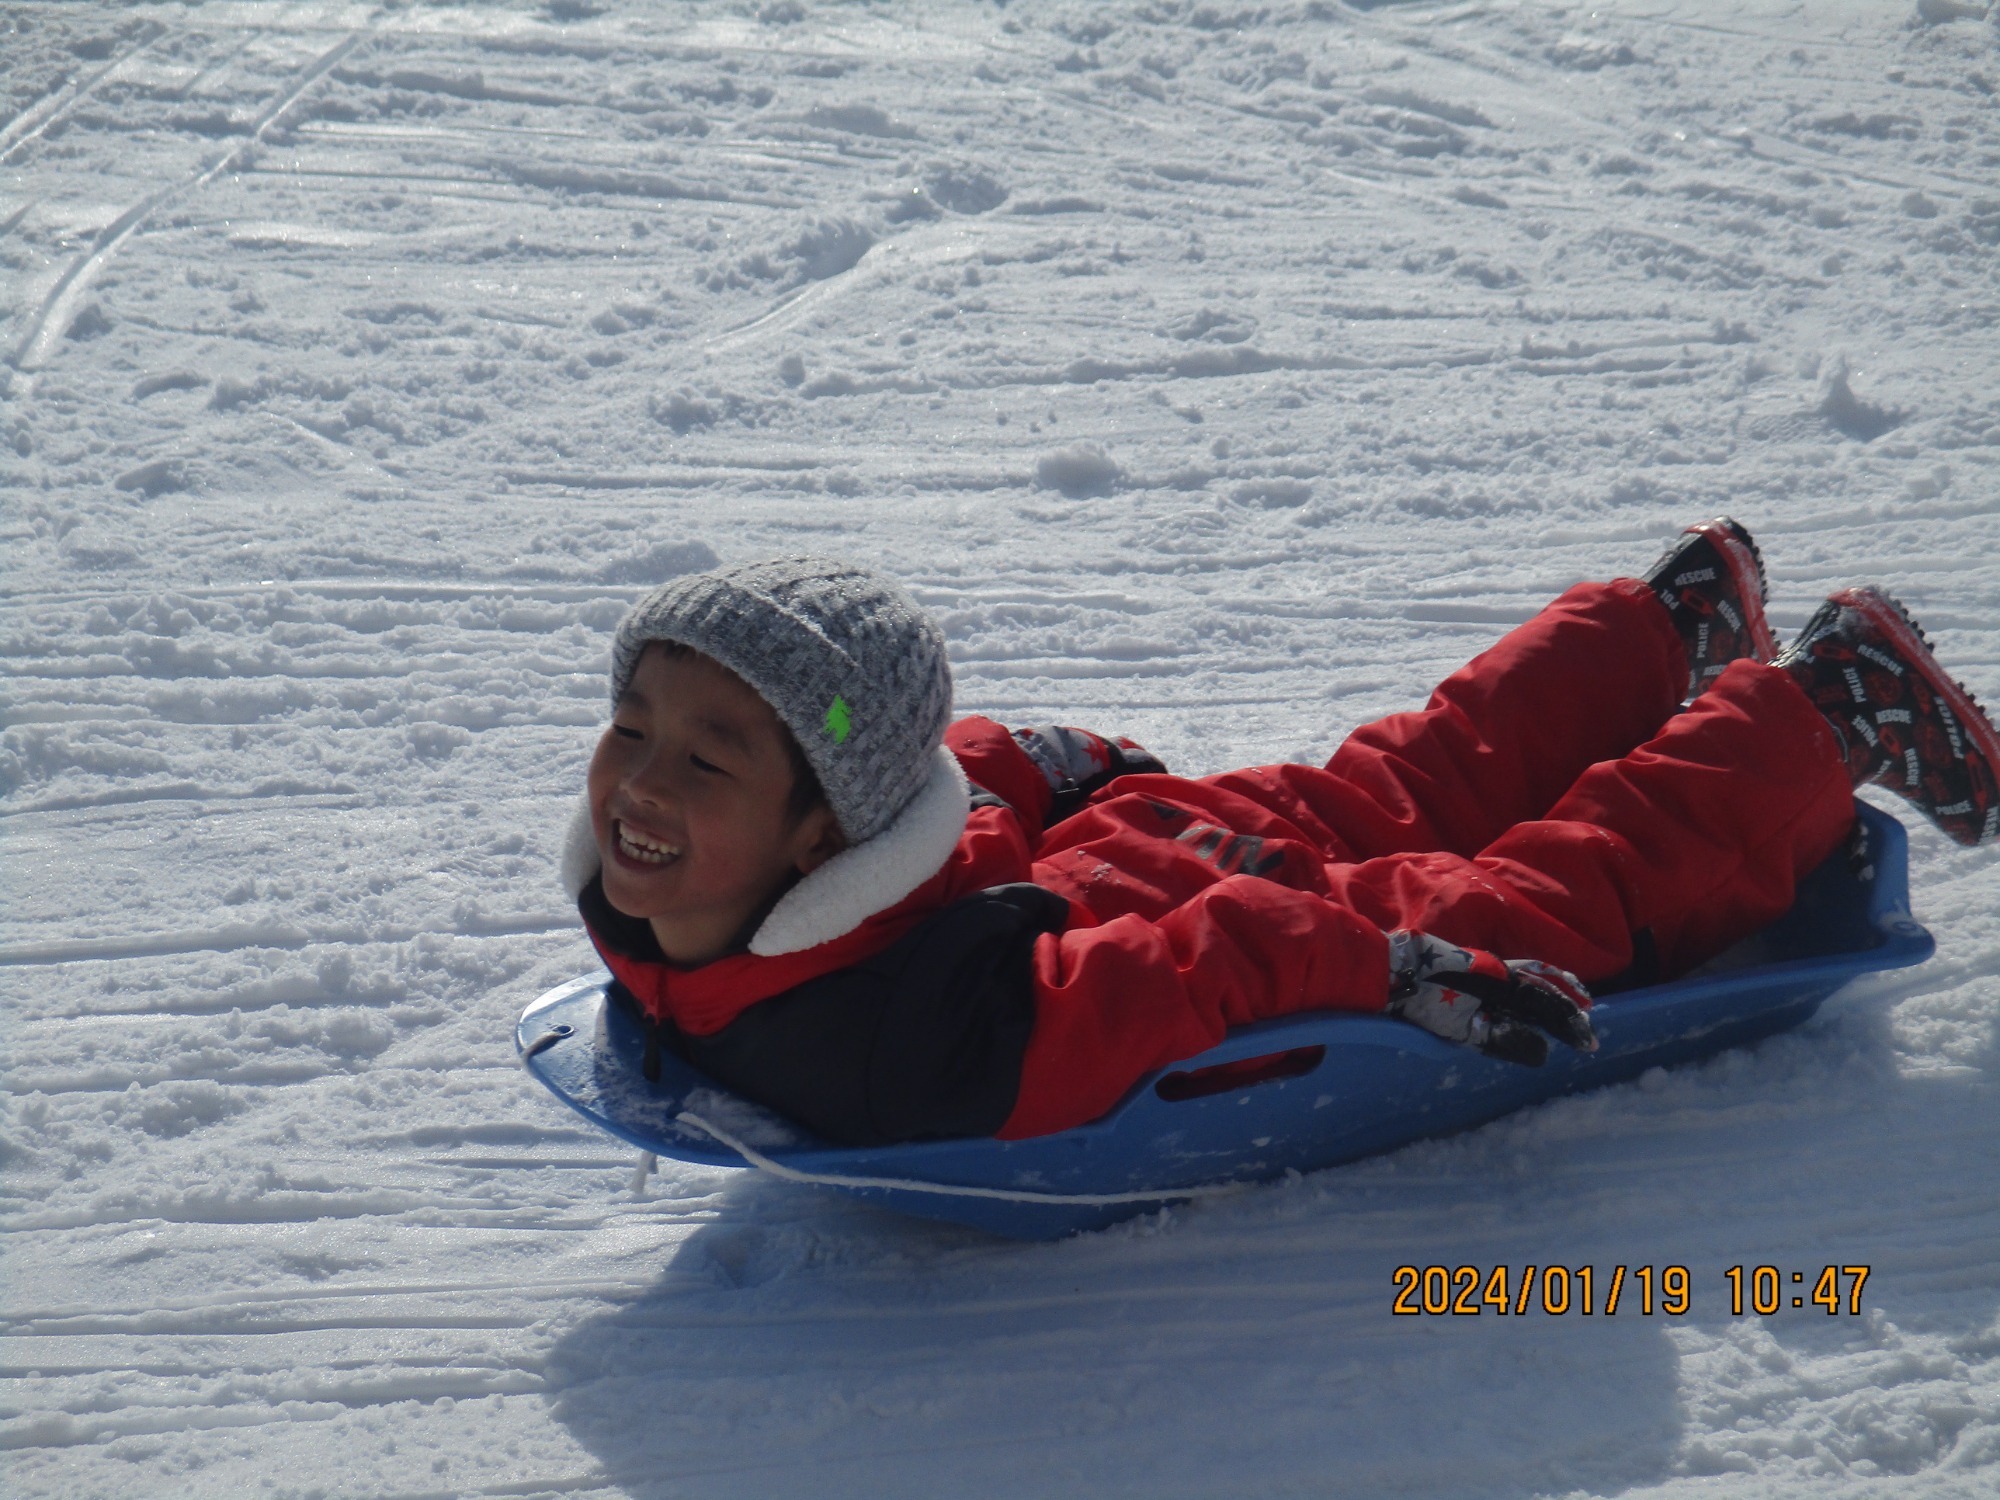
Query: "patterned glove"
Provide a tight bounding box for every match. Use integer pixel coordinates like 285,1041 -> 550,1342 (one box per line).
1012,724 -> 1167,823
1385,930 -> 1598,1067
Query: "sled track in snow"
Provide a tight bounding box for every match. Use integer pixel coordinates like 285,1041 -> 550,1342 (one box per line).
9,25 -> 375,372
0,22 -> 172,162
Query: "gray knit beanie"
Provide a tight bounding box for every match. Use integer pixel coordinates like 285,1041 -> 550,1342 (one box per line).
609,556 -> 954,844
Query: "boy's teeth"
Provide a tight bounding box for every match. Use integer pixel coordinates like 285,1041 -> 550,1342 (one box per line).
617,823 -> 681,863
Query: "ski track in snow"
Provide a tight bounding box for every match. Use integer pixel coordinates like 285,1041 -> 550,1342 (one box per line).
2,0 -> 1998,1495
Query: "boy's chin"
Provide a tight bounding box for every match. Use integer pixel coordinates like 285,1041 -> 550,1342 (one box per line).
602,886 -> 656,921
598,860 -> 669,920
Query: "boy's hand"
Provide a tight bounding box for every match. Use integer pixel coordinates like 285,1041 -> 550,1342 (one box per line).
1384,930 -> 1597,1067
1012,724 -> 1167,821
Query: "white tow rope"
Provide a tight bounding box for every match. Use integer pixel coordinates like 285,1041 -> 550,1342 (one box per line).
674,1110 -> 1251,1207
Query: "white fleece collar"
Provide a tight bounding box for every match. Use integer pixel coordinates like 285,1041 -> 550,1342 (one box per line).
559,797 -> 601,904
558,745 -> 971,957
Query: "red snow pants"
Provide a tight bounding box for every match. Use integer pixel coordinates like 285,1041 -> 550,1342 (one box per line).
1040,580 -> 1848,992
1183,577 -> 1855,984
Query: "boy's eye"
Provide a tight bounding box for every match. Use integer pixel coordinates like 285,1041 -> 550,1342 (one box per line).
689,753 -> 726,775
612,724 -> 642,741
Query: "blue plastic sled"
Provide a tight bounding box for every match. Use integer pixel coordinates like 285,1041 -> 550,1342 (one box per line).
517,803 -> 1933,1241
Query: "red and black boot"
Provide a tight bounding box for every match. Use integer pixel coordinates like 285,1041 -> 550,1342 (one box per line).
1777,586 -> 2000,847
1642,516 -> 1781,698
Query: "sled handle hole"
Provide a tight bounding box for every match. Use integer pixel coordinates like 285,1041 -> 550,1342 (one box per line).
1155,1045 -> 1326,1103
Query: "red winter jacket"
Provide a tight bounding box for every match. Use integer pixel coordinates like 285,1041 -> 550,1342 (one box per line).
946,719 -> 1392,1135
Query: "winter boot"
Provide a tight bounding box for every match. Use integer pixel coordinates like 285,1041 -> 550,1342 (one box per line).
1776,586 -> 2000,847
1642,516 -> 1780,698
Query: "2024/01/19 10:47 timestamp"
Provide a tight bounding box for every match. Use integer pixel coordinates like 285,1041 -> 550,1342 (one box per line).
1391,1264 -> 1871,1316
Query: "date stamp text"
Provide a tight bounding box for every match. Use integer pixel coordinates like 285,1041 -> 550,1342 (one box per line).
1390,1264 -> 1871,1317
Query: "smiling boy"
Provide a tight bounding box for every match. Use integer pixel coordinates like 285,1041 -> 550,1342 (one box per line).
564,542 -> 1999,1146
590,644 -> 845,966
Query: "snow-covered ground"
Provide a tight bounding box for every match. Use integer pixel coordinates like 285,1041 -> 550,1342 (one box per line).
4,0 -> 1999,1495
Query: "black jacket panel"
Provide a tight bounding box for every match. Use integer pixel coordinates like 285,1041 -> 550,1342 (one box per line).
602,882 -> 1068,1146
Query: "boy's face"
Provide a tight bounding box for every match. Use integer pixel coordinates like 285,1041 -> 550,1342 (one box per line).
588,644 -> 842,965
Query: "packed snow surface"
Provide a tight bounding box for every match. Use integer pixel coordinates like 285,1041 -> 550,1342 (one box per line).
4,0 -> 1999,1495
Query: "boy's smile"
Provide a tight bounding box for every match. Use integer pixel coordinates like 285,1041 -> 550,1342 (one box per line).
588,644 -> 841,965
613,822 -> 681,866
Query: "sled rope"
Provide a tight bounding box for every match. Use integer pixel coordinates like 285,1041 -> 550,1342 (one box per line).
674,1110 -> 1251,1207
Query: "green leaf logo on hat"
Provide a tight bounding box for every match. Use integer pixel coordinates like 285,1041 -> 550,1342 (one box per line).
824,694 -> 853,745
